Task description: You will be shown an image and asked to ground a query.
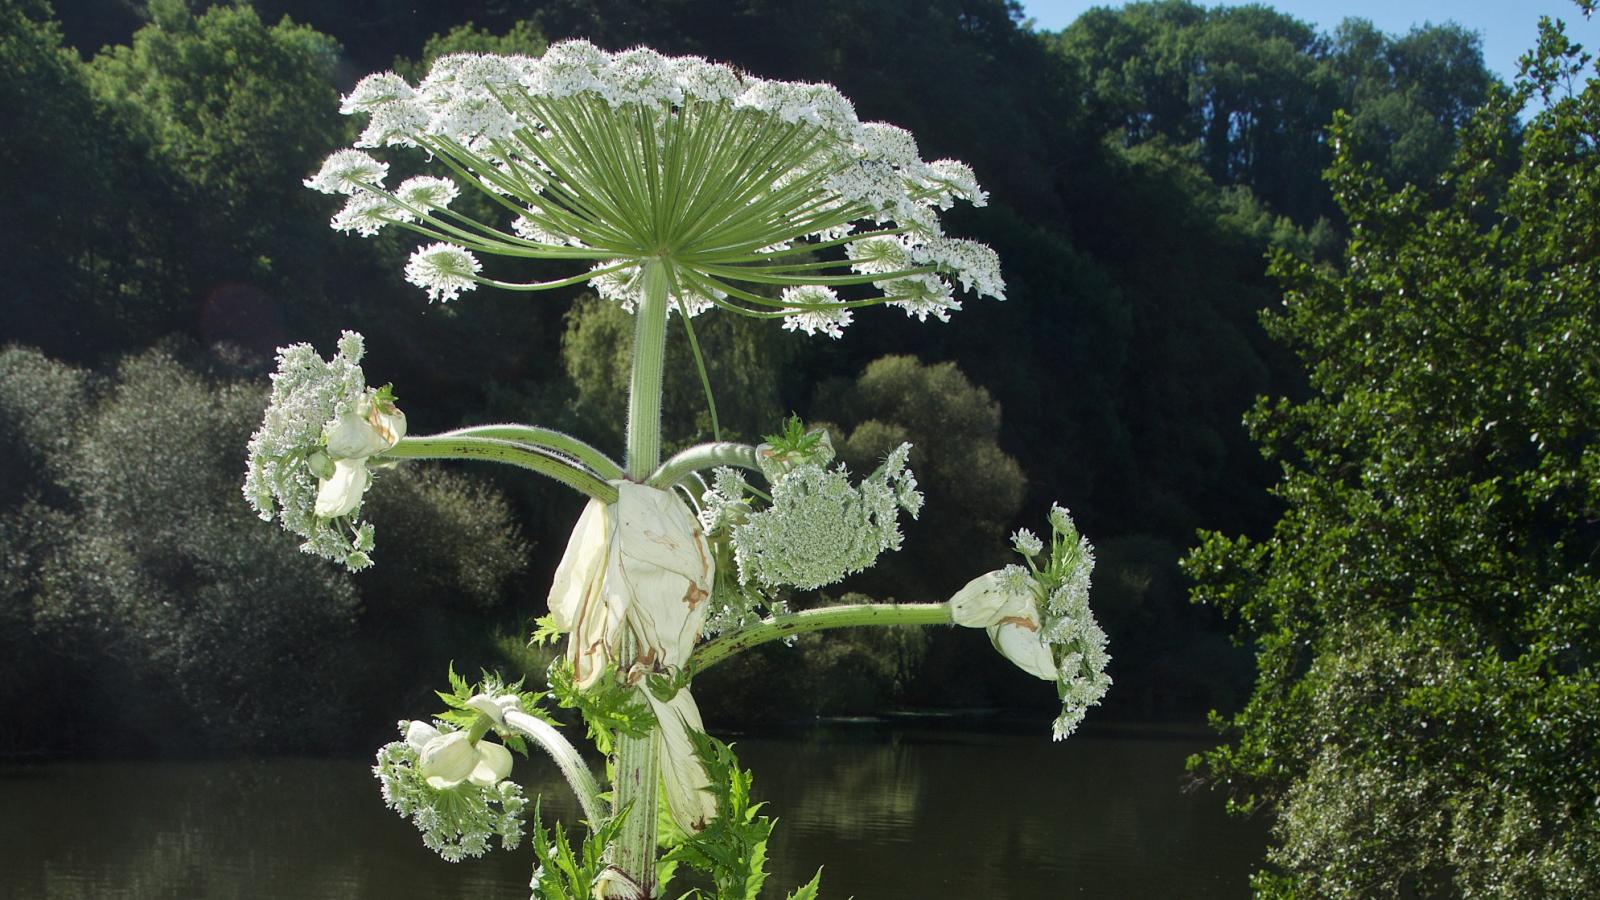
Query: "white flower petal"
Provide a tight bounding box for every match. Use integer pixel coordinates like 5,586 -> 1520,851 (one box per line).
548,498 -> 625,689
948,570 -> 1022,628
989,618 -> 1057,682
404,720 -> 440,752
465,693 -> 508,726
613,482 -> 714,672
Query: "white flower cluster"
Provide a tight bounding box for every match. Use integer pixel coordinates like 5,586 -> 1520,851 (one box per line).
846,234 -> 1005,322
304,151 -> 464,244
373,720 -> 526,862
242,331 -> 403,571
314,41 -> 1004,330
947,503 -> 1110,740
702,443 -> 922,591
779,285 -> 851,338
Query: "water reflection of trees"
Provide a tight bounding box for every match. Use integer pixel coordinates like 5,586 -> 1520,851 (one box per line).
742,727 -> 1267,899
0,760 -> 577,900
0,733 -> 1264,898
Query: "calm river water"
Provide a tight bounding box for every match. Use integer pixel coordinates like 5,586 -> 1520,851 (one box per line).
0,720 -> 1265,899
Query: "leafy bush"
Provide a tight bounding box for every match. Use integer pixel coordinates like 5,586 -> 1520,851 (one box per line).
0,343 -> 528,755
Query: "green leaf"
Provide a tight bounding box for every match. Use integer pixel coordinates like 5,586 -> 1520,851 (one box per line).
784,868 -> 825,900
546,659 -> 653,755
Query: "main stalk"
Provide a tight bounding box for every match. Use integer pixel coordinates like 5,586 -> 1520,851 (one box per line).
612,257 -> 672,897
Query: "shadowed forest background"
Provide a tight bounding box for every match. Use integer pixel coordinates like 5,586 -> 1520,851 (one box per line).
0,0 -> 1506,751
9,1 -> 1600,893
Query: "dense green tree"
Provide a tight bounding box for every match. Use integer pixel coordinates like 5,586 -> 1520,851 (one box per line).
1058,138 -> 1287,541
1326,18 -> 1494,193
402,18 -> 547,69
1056,1 -> 1330,218
1185,12 -> 1600,895
83,0 -> 362,351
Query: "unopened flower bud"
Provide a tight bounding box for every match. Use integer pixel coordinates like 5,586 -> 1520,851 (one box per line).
314,458 -> 371,518
468,739 -> 513,787
989,615 -> 1057,682
754,428 -> 834,481
306,450 -> 335,480
465,693 -> 521,727
947,568 -> 1057,680
419,731 -> 477,789
948,570 -> 1025,628
404,720 -> 440,751
548,482 -> 714,688
324,393 -> 407,459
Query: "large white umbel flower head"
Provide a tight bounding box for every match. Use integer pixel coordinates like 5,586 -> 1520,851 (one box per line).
312,42 -> 1003,333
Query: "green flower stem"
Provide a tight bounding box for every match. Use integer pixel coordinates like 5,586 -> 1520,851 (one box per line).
503,710 -> 608,827
692,603 -> 953,672
380,435 -> 618,503
646,442 -> 761,488
436,424 -> 624,481
614,256 -> 671,897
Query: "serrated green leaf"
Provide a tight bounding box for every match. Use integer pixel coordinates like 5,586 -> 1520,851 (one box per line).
784,867 -> 824,900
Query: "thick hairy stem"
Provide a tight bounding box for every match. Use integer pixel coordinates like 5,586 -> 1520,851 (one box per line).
646,441 -> 761,488
626,259 -> 670,482
612,257 -> 671,898
503,710 -> 607,827
692,602 -> 952,672
381,435 -> 618,503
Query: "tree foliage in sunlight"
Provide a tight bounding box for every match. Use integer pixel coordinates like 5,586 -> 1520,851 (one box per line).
1054,0 -> 1495,224
1186,12 -> 1600,895
88,0 -> 342,244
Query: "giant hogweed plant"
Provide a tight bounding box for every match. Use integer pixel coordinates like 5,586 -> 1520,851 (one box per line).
245,42 -> 1110,899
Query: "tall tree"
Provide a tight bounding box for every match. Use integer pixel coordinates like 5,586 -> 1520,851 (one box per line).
86,0 -> 347,339
1186,10 -> 1600,895
0,0 -> 182,357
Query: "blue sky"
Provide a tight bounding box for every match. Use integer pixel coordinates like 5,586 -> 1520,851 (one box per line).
1017,1 -> 1600,85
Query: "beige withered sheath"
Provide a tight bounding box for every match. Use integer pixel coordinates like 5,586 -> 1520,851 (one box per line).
548,481 -> 718,832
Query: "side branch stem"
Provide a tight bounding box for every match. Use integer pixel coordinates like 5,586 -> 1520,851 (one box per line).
381,436 -> 618,503
692,603 -> 952,672
503,710 -> 607,827
647,442 -> 761,488
436,424 -> 624,480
